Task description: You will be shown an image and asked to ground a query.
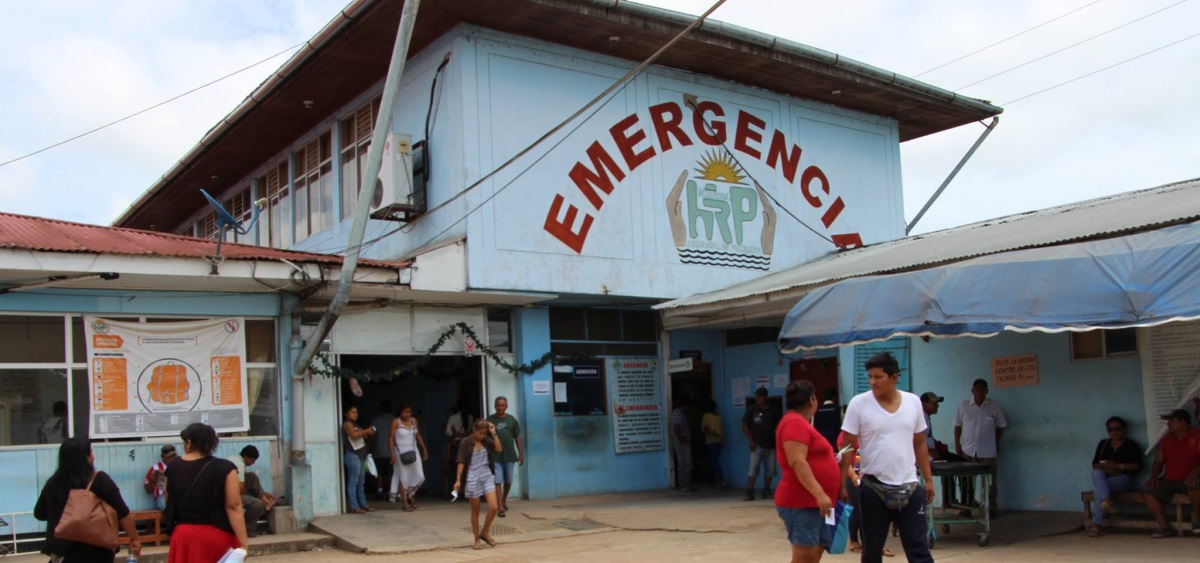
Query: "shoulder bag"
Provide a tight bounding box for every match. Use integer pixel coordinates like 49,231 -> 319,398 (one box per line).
54,472 -> 119,551
163,458 -> 215,535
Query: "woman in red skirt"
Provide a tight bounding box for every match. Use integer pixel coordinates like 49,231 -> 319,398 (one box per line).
164,423 -> 250,562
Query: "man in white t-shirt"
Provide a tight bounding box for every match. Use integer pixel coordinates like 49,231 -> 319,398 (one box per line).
227,445 -> 277,536
953,378 -> 1007,515
840,352 -> 933,563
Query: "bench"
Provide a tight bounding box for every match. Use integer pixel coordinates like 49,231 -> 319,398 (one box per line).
120,510 -> 167,546
1081,490 -> 1193,536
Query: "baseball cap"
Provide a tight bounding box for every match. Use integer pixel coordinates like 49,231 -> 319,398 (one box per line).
755,387 -> 769,396
920,392 -> 944,403
160,444 -> 177,458
1161,409 -> 1192,424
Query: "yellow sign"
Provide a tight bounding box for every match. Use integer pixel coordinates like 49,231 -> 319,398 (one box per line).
991,354 -> 1039,388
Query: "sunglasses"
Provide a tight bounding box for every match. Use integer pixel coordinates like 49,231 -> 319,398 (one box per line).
1106,426 -> 1123,432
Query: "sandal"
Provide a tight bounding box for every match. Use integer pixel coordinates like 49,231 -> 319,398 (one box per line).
849,544 -> 862,553
403,505 -> 414,512
1088,524 -> 1103,537
883,548 -> 896,557
473,537 -> 484,550
481,534 -> 497,547
498,509 -> 507,518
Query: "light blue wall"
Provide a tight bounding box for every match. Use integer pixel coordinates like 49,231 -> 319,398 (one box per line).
1,438 -> 274,534
911,331 -> 1145,512
0,288 -> 280,317
514,308 -> 669,499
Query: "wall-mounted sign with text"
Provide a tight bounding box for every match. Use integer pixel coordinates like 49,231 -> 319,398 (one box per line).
991,354 -> 1039,388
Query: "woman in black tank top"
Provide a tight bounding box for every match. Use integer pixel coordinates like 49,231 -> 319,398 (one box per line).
164,423 -> 250,562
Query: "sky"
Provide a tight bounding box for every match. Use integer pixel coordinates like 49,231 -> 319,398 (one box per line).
0,0 -> 1197,235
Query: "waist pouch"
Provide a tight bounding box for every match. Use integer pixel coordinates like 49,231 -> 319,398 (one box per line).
862,475 -> 918,510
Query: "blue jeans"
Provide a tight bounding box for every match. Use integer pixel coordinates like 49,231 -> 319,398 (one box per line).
1091,469 -> 1133,524
748,446 -> 776,482
344,452 -> 368,511
706,443 -> 724,484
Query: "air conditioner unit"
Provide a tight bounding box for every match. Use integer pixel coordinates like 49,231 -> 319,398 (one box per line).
370,132 -> 427,222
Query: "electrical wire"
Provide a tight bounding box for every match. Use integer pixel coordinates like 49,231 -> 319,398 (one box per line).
914,0 -> 1104,77
0,42 -> 307,170
955,0 -> 1190,91
1001,29 -> 1200,105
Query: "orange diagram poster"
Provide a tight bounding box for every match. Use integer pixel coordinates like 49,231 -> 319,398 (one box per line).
84,316 -> 249,438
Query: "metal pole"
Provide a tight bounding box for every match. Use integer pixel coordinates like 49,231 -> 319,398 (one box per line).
906,117 -> 999,235
292,0 -> 422,377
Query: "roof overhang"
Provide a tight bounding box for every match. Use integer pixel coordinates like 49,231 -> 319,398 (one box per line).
657,177 -> 1200,331
116,0 -> 1001,231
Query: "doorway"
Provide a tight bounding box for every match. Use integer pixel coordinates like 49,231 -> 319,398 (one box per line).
790,357 -> 839,402
670,361 -> 715,485
338,355 -> 482,508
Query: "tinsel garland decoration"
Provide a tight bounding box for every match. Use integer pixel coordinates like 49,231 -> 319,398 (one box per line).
307,322 -> 568,382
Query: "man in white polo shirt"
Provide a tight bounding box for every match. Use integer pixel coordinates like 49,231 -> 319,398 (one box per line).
841,352 -> 934,563
954,378 -> 1007,516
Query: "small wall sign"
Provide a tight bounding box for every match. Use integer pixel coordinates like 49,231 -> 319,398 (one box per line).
991,354 -> 1039,388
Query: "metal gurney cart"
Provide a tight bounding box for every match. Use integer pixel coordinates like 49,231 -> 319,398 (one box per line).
927,460 -> 993,548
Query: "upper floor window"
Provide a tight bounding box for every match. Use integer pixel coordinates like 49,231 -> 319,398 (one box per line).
293,132 -> 334,241
197,212 -> 218,241
339,96 -> 383,220
222,186 -> 253,244
1070,328 -> 1138,360
257,160 -> 292,249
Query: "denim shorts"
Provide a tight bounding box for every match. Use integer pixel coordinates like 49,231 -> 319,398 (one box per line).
494,462 -> 516,484
776,507 -> 833,548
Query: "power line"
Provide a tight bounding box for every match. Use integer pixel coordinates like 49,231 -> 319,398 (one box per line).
1001,29 -> 1200,105
0,41 -> 306,169
914,0 -> 1104,77
955,0 -> 1190,91
331,0 -> 730,258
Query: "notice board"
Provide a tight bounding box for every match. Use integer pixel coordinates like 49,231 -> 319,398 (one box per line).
852,338 -> 911,394
84,317 -> 250,439
1138,321 -> 1200,452
608,357 -> 664,454
552,359 -> 607,416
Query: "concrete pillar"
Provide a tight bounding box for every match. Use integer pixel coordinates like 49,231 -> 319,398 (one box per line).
513,307 -> 556,500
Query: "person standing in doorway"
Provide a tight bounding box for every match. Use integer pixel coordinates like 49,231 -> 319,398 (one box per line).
743,387 -> 781,501
841,352 -> 934,563
812,389 -> 842,449
342,405 -> 376,514
671,395 -> 696,493
369,400 -> 396,501
701,399 -> 726,488
954,378 -> 1007,516
389,403 -> 428,510
486,397 -> 523,517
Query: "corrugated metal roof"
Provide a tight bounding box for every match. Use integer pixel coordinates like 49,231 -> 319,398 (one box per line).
0,211 -> 405,269
658,177 -> 1200,312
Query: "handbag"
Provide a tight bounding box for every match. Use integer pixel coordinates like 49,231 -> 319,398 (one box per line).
400,450 -> 418,465
163,458 -> 214,535
54,472 -> 119,551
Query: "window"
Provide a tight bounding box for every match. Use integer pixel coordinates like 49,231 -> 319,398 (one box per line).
487,309 -> 512,353
548,307 -> 658,356
257,160 -> 291,248
293,131 -> 334,240
725,326 -> 780,347
197,211 -> 218,241
339,96 -> 383,219
0,314 -> 281,446
1071,328 -> 1138,360
222,186 -> 253,244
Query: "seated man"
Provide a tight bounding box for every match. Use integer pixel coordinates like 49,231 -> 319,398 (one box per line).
227,445 -> 278,536
1143,409 -> 1200,538
143,444 -> 177,511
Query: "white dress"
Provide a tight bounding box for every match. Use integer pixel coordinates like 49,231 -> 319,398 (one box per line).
390,420 -> 425,498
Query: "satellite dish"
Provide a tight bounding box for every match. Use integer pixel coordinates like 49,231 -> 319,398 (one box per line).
200,189 -> 267,276
201,189 -> 265,236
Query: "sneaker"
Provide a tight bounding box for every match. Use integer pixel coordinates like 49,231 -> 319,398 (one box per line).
1151,527 -> 1173,538
743,491 -> 755,501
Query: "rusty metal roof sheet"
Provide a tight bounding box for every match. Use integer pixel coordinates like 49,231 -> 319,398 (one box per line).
658,177 -> 1200,313
0,211 -> 405,269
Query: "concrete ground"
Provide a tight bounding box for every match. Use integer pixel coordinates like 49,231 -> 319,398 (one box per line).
299,488 -> 1200,561
10,489 -> 1199,561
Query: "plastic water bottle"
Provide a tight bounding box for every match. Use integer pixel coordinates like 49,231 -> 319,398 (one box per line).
125,546 -> 137,563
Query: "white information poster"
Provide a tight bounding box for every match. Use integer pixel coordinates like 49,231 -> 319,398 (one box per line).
1137,321 -> 1200,453
85,317 -> 250,439
608,358 -> 664,454
731,377 -> 750,407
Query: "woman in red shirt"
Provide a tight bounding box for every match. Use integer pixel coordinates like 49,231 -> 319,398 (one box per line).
775,380 -> 843,562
